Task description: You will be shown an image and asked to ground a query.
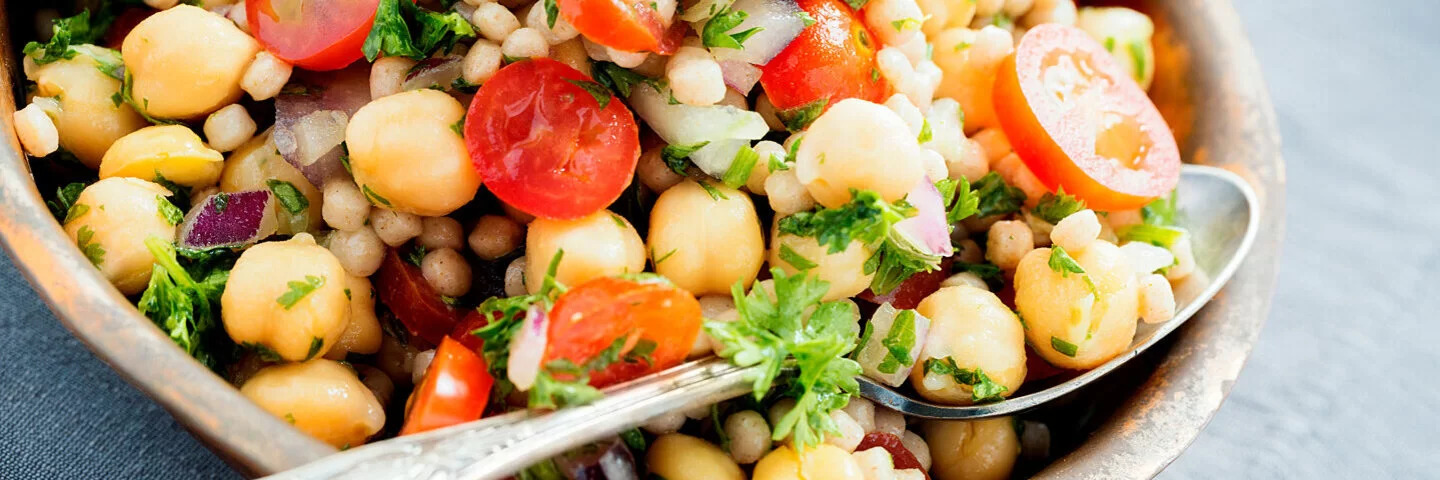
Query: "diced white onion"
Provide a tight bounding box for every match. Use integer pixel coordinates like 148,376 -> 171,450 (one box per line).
507,304 -> 551,391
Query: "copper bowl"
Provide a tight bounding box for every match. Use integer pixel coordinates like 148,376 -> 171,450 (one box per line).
0,0 -> 1284,477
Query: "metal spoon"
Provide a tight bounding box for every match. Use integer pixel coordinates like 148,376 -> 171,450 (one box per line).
267,164 -> 1258,480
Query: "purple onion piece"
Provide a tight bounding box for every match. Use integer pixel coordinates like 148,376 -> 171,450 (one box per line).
274,63 -> 372,188
893,177 -> 955,257
178,191 -> 278,250
401,56 -> 464,92
554,438 -> 640,480
718,59 -> 762,94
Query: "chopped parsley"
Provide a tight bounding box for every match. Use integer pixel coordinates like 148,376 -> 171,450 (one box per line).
935,176 -> 979,224
844,0 -> 871,10
651,248 -> 677,266
1050,336 -> 1079,357
706,268 -> 863,448
543,0 -> 560,28
876,309 -> 918,374
1047,245 -> 1097,295
157,196 -> 184,226
776,98 -> 828,132
917,118 -> 933,144
698,181 -> 729,201
531,335 -> 657,409
46,182 -> 89,222
362,0 -> 476,61
1141,190 -> 1178,225
778,189 -> 912,254
1117,224 -> 1185,248
778,244 -> 818,271
265,180 -> 309,214
75,225 -> 105,268
922,357 -> 1008,403
564,79 -> 613,109
662,141 -> 709,176
152,172 -> 193,211
64,203 -> 90,225
1128,41 -> 1148,82
591,61 -> 667,98
703,8 -> 765,50
450,114 -> 466,136
405,244 -> 427,267
797,11 -> 817,27
1031,188 -> 1086,224
971,172 -> 1027,218
138,238 -> 236,370
890,18 -> 921,32
23,9 -> 113,65
305,337 -> 325,361
276,275 -> 326,310
722,145 -> 760,189
471,251 -> 568,382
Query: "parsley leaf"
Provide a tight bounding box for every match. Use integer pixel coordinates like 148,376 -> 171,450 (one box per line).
1047,245 -> 1097,295
876,309 -> 918,374
591,61 -> 666,98
565,78 -> 613,109
705,268 -> 862,448
362,0 -> 476,61
1050,336 -> 1079,357
1141,190 -> 1178,226
797,11 -> 817,27
405,244 -> 427,267
1117,224 -> 1185,248
152,172 -> 192,212
23,9 -> 113,65
1031,188 -> 1086,224
917,118 -> 933,144
703,8 -> 764,50
361,184 -> 392,207
722,145 -> 760,189
305,337 -> 325,361
778,244 -> 818,270
1128,41 -> 1148,82
972,172 -> 1026,218
844,0 -> 871,10
922,357 -> 1008,403
776,98 -> 828,132
277,275 -> 326,310
47,182 -> 90,222
138,237 -> 235,370
471,251 -> 568,380
544,0 -> 560,29
662,141 -> 709,176
935,176 -> 979,224
778,189 -> 912,254
890,18 -> 920,32
76,225 -> 105,268
266,180 -> 309,214
157,196 -> 184,226
698,181 -> 729,200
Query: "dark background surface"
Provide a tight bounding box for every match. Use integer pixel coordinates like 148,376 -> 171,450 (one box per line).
3,0 -> 1438,478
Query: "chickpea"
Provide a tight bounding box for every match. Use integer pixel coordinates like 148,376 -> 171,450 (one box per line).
986,220 -> 1033,271
525,210 -> 646,293
724,410 -> 772,464
219,130 -> 324,234
647,434 -> 744,480
1075,7 -> 1155,90
794,99 -> 927,208
1050,209 -> 1101,252
769,224 -> 874,302
221,235 -> 352,362
765,169 -> 817,217
346,89 -> 480,217
753,444 -> 865,480
326,276 -> 382,359
1014,242 -> 1140,369
121,5 -> 261,120
746,141 -> 787,194
28,47 -> 148,168
63,178 -> 178,295
647,181 -> 765,295
240,360 -> 385,449
923,417 -> 1019,480
910,286 -> 1025,404
469,215 -> 525,260
100,125 -> 225,188
642,410 -> 687,435
1137,273 -> 1176,324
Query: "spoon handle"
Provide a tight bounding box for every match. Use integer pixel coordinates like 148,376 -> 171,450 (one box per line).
265,358 -> 755,480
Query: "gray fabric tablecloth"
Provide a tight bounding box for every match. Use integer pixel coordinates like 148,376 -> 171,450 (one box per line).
3,0 -> 1437,478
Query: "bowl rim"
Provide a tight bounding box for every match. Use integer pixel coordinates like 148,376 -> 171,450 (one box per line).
0,0 -> 1285,477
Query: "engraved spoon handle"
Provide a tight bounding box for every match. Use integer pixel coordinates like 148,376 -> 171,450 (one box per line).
265,358 -> 755,480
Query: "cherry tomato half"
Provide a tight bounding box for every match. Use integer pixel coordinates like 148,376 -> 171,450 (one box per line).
993,24 -> 1180,211
544,276 -> 702,388
466,59 -> 641,220
856,259 -> 953,310
400,337 -> 494,435
558,0 -> 667,53
375,249 -> 463,347
759,0 -> 891,113
248,0 -> 380,71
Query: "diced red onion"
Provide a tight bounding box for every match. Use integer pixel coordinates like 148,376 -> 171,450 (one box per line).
451,1 -> 478,20
177,191 -> 277,250
893,177 -> 955,258
706,0 -> 806,66
554,438 -> 640,480
274,63 -> 371,188
718,60 -> 762,94
507,304 -> 550,391
401,56 -> 465,93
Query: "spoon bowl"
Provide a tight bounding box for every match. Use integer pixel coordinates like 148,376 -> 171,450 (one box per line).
267,164 -> 1259,480
858,164 -> 1260,418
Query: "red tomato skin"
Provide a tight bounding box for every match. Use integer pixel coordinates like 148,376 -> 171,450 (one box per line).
102,8 -> 154,49
993,24 -> 1180,211
466,59 -> 640,220
400,337 -> 494,435
758,0 -> 891,112
248,0 -> 380,71
857,259 -> 954,309
856,432 -> 931,479
451,311 -> 491,353
543,277 -> 702,388
558,0 -> 666,52
374,249 -> 463,347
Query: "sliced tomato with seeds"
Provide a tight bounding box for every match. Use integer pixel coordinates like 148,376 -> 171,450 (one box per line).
466,59 -> 641,220
559,0 -> 668,53
543,276 -> 702,388
759,0 -> 891,121
993,24 -> 1180,211
248,0 -> 380,71
399,337 -> 494,435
